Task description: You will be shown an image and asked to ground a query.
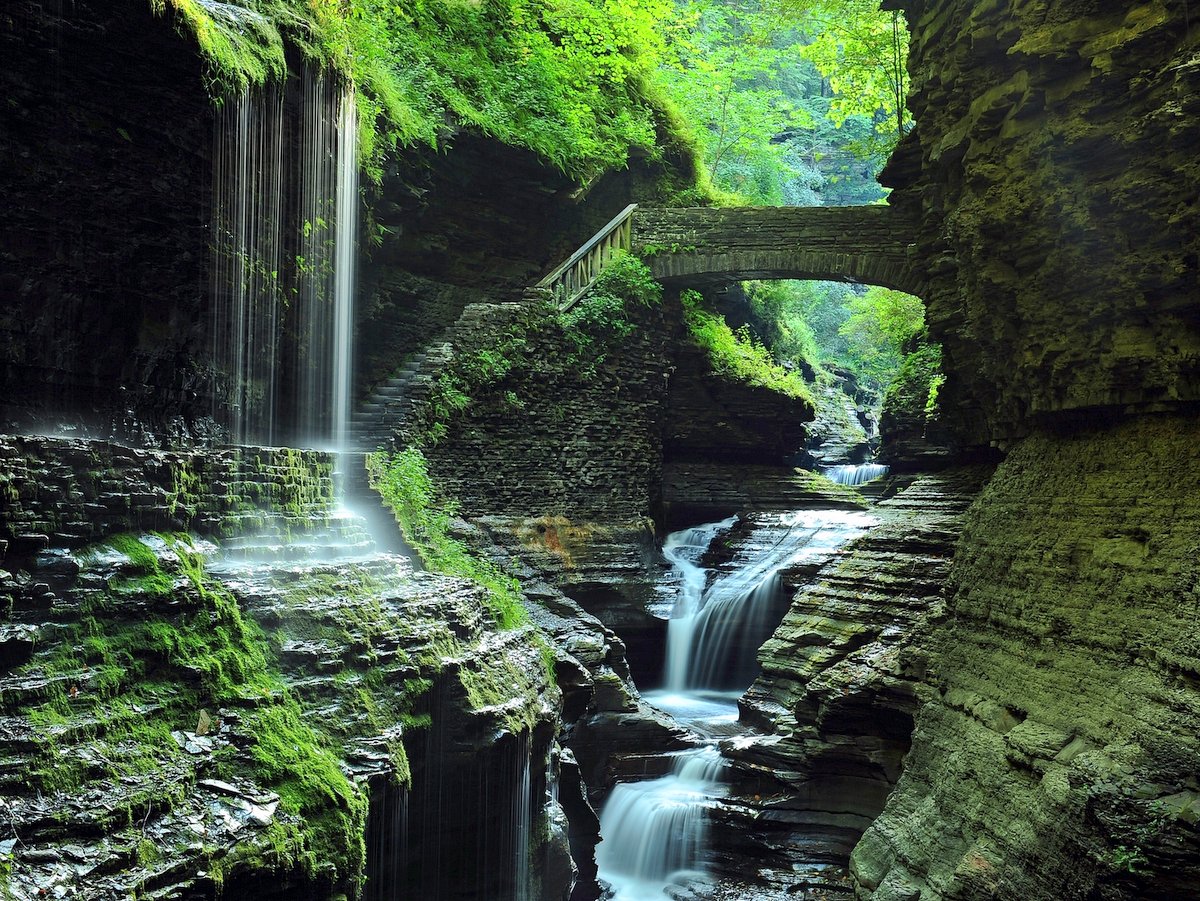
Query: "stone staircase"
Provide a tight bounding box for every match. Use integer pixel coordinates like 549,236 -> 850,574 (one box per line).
347,302 -> 527,452
347,346 -> 450,452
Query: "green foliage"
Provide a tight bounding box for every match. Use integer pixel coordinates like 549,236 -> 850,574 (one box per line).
681,289 -> 814,406
743,280 -> 822,367
837,286 -> 925,391
881,339 -> 943,427
655,0 -> 897,203
155,0 -> 685,181
775,0 -> 910,157
366,449 -> 527,630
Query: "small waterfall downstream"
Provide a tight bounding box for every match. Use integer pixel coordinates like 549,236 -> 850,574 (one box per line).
823,462 -> 889,485
210,71 -> 358,451
665,510 -> 876,692
597,510 -> 875,899
595,747 -> 727,901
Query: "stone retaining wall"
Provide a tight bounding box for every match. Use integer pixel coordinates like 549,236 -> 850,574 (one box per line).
0,436 -> 334,552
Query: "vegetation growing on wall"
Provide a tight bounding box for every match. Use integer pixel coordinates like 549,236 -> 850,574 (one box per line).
740,278 -> 937,408
681,289 -> 816,407
153,0 -> 683,181
366,448 -> 528,630
881,337 -> 944,429
410,252 -> 662,445
19,532 -> 369,891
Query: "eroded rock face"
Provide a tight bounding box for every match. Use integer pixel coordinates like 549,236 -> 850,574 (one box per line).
0,439 -> 572,901
886,0 -> 1200,446
727,470 -> 991,867
0,0 -> 214,438
851,416 -> 1200,900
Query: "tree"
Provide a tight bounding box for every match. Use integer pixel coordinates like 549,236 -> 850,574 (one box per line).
837,286 -> 924,390
772,0 -> 909,158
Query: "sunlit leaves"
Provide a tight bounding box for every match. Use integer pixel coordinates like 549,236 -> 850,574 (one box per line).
837,286 -> 924,389
779,0 -> 909,150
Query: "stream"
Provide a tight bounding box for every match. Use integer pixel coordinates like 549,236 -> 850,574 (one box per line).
595,509 -> 876,899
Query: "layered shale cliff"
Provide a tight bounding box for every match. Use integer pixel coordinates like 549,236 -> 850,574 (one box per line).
883,0 -> 1200,446
0,439 -> 577,900
841,2 -> 1200,898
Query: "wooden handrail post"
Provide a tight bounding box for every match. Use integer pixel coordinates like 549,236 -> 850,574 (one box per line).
533,204 -> 638,311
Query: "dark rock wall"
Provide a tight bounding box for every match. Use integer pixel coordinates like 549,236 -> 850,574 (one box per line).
886,0 -> 1200,447
0,0 -> 214,437
415,300 -> 672,522
853,416 -> 1200,899
665,336 -> 812,467
398,291 -> 817,527
733,469 -> 991,865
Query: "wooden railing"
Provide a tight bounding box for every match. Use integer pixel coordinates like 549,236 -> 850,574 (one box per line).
532,203 -> 637,311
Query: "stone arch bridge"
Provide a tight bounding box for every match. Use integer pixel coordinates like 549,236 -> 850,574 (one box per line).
632,205 -> 923,295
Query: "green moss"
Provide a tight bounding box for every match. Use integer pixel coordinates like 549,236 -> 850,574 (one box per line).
366,449 -> 527,630
680,289 -> 817,409
16,533 -> 369,889
881,338 -> 944,432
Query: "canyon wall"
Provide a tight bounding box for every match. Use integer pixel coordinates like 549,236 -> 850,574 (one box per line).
883,0 -> 1199,447
847,2 -> 1200,897
0,438 -> 579,900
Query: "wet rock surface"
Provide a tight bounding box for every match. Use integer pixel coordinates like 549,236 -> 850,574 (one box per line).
662,463 -> 866,531
726,469 -> 992,872
851,417 -> 1200,900
0,438 -> 572,901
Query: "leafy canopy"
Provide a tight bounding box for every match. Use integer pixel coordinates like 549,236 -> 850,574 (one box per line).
155,0 -> 684,180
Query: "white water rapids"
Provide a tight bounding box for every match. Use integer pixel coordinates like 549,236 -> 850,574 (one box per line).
596,509 -> 876,900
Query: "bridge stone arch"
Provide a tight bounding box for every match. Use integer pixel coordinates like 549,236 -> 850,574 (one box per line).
633,205 -> 923,295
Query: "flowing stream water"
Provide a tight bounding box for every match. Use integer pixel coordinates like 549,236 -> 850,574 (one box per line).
823,463 -> 889,486
210,70 -> 358,454
597,509 -> 876,899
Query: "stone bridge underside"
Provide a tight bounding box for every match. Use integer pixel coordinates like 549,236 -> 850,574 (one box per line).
633,205 -> 923,294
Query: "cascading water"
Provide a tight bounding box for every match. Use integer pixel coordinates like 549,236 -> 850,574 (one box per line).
595,747 -> 727,901
823,462 -> 889,485
597,510 -> 875,899
210,85 -> 286,445
665,510 -> 877,692
210,71 -> 358,453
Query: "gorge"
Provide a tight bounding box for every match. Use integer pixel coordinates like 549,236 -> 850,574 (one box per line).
2,1 -> 1199,900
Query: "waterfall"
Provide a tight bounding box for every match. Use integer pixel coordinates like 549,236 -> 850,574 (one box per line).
664,510 -> 875,692
661,516 -> 737,692
513,742 -> 533,901
823,462 -> 889,485
598,510 -> 876,899
595,747 -> 726,901
210,85 -> 286,445
365,778 -> 410,901
332,94 -> 358,455
210,72 -> 358,450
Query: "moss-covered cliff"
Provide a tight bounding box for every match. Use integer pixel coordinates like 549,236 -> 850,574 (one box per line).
853,416 -> 1200,900
884,0 -> 1200,447
841,2 -> 1200,897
